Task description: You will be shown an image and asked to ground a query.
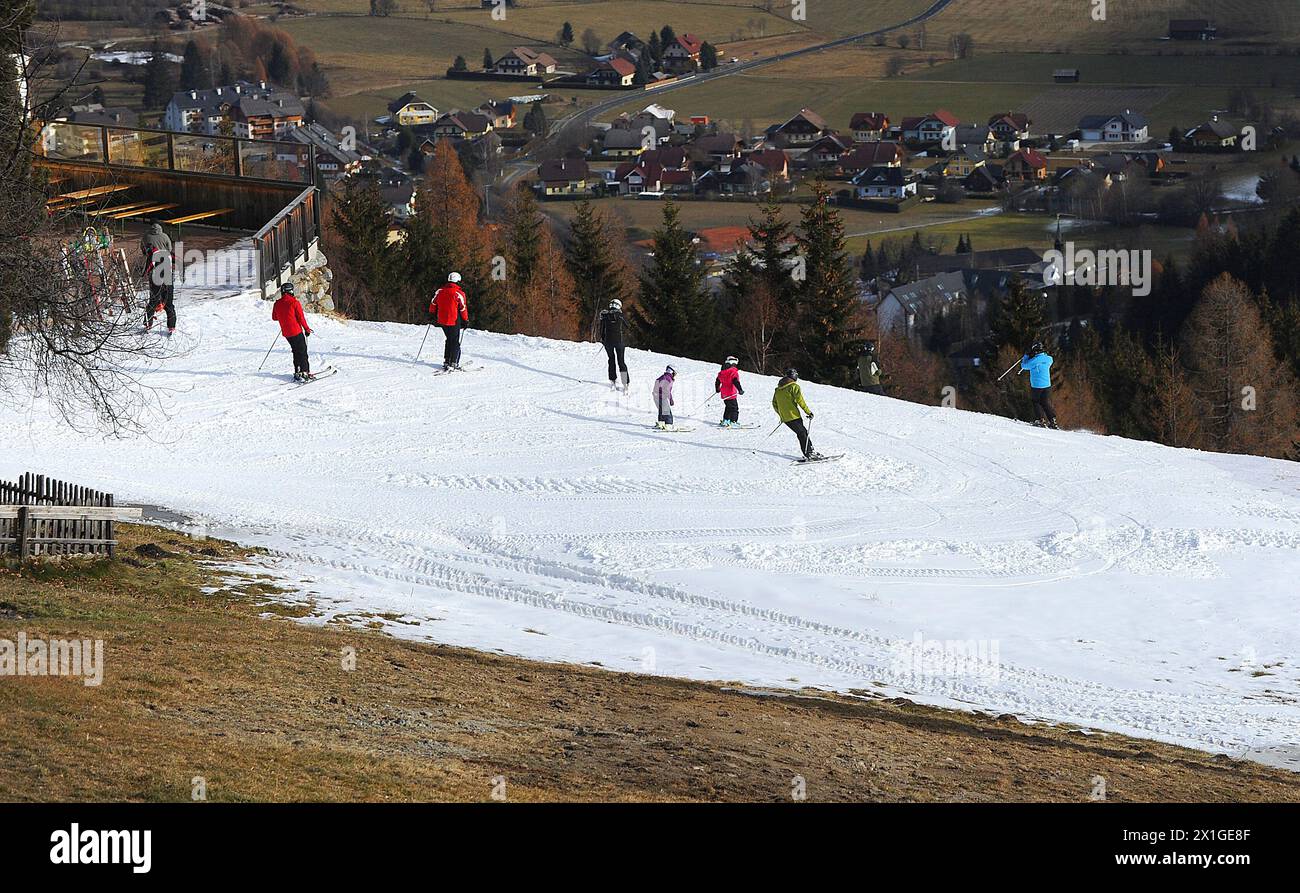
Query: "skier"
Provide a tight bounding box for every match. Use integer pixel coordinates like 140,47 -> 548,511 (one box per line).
143,222 -> 172,257
141,240 -> 175,334
1020,341 -> 1059,429
715,356 -> 745,427
857,341 -> 884,395
429,272 -> 469,371
272,282 -> 314,381
599,299 -> 630,392
772,368 -> 823,460
653,365 -> 676,429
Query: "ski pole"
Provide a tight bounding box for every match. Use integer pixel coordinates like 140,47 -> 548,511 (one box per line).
996,357 -> 1022,382
257,334 -> 278,372
694,392 -> 717,414
765,418 -> 784,438
414,323 -> 431,363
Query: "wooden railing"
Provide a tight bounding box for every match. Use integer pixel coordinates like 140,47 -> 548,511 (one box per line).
0,473 -> 141,559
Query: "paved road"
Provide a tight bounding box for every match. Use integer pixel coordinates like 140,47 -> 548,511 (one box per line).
502,0 -> 959,186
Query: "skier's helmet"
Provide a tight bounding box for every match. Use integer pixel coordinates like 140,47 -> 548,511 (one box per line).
609,298 -> 623,311
1030,340 -> 1044,355
447,272 -> 462,283
280,281 -> 295,294
665,365 -> 676,376
724,355 -> 739,366
863,340 -> 876,353
785,368 -> 799,381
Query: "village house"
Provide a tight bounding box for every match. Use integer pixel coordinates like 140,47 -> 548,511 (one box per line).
963,163 -> 1003,193
1183,116 -> 1238,150
693,132 -> 743,166
901,110 -> 959,145
495,47 -> 558,77
388,92 -> 438,127
588,57 -> 637,87
662,33 -> 704,73
1168,18 -> 1216,41
852,165 -> 918,199
841,141 -> 906,172
1003,147 -> 1048,181
607,32 -> 645,56
615,158 -> 663,194
602,128 -> 647,158
290,122 -> 364,181
1078,111 -> 1149,143
164,81 -> 303,136
1053,68 -> 1080,83
946,145 -> 987,178
475,100 -> 516,129
63,103 -> 139,128
987,112 -> 1031,153
432,111 -> 492,141
537,157 -> 591,196
850,112 -> 889,142
768,108 -> 832,148
875,271 -> 970,336
675,114 -> 710,136
698,160 -> 771,196
954,124 -> 996,154
741,148 -> 790,182
806,132 -> 854,166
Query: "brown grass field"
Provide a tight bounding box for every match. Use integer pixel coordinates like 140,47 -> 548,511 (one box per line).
3,523 -> 1299,802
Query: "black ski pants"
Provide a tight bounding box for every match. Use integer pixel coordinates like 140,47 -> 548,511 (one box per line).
146,284 -> 175,330
287,332 -> 310,376
1031,386 -> 1056,424
441,322 -> 463,367
604,342 -> 627,382
785,418 -> 813,458
723,398 -> 739,423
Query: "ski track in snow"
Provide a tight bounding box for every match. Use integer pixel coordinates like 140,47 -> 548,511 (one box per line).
3,286 -> 1300,767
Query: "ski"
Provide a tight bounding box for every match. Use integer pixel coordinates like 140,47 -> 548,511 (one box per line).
431,363 -> 483,376
293,366 -> 338,385
719,423 -> 761,430
792,453 -> 845,466
650,425 -> 694,433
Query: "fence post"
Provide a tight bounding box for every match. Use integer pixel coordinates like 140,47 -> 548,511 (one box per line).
16,506 -> 29,560
106,493 -> 116,559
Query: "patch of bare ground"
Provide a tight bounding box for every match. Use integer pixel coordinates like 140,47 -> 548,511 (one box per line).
1,525 -> 1297,802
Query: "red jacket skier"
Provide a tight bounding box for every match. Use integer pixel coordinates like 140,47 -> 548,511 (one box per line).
272,283 -> 313,380
715,356 -> 745,427
429,273 -> 469,370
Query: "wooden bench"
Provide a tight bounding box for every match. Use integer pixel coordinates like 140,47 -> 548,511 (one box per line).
108,203 -> 180,220
46,184 -> 134,208
163,208 -> 234,226
88,200 -> 157,218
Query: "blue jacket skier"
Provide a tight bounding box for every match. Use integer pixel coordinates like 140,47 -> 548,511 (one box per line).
1020,343 -> 1058,428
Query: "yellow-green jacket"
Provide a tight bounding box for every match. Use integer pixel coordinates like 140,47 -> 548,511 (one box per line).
772,377 -> 811,422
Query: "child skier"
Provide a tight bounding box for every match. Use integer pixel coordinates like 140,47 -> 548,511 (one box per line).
272,282 -> 314,381
857,341 -> 884,395
600,299 -> 630,392
429,272 -> 469,371
1020,341 -> 1058,429
653,365 -> 676,429
772,368 -> 823,460
715,356 -> 744,427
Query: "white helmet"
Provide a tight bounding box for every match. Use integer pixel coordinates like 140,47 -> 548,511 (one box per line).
609,299 -> 622,311
447,272 -> 462,283
724,355 -> 739,366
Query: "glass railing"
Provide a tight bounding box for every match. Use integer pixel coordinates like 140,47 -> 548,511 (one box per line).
36,120 -> 313,185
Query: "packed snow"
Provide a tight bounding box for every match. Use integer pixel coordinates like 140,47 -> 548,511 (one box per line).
4,267 -> 1300,768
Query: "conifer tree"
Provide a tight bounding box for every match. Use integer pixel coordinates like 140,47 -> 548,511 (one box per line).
630,202 -> 718,360
142,40 -> 177,110
565,201 -> 633,341
790,183 -> 863,384
989,275 -> 1044,355
327,179 -> 399,320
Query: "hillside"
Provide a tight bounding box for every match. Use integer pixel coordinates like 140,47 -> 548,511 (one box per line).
2,272 -> 1299,769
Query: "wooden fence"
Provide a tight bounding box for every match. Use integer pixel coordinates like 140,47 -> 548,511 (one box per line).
0,473 -> 141,559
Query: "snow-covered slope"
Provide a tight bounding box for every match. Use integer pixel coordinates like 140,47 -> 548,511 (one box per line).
4,288 -> 1300,766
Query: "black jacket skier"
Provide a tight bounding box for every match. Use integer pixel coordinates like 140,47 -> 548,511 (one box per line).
600,299 -> 630,391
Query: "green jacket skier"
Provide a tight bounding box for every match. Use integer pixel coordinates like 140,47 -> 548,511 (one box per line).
772,370 -> 821,460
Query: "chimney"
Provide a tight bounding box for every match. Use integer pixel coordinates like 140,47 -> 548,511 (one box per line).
190,90 -> 197,99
